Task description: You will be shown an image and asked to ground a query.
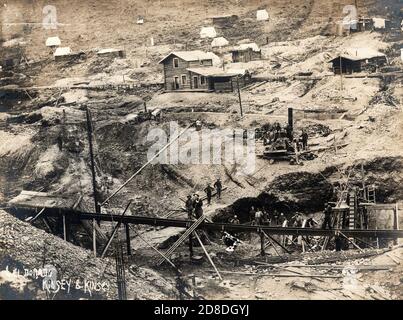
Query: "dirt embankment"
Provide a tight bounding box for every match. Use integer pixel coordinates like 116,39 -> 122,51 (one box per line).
0,209 -> 178,300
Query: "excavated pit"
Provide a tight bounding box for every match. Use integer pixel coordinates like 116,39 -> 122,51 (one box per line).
214,156 -> 403,224
213,171 -> 334,223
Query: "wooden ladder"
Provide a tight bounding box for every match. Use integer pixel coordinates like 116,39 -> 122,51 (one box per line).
367,185 -> 376,203
348,190 -> 356,247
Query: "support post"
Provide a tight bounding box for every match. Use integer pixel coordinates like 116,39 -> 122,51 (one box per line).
62,213 -> 67,241
86,106 -> 99,258
288,107 -> 293,130
85,107 -> 101,214
125,223 -> 131,256
93,219 -> 97,257
339,56 -> 343,91
236,76 -> 243,117
394,203 -> 399,245
260,231 -> 265,256
194,231 -> 222,281
189,232 -> 194,258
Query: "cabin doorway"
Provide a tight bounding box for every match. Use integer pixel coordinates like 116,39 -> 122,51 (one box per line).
174,77 -> 180,89
193,76 -> 199,89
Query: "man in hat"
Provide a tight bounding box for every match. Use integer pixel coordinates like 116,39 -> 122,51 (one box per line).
230,215 -> 240,225
213,178 -> 223,200
204,183 -> 214,205
193,194 -> 203,218
185,195 -> 194,219
322,203 -> 333,229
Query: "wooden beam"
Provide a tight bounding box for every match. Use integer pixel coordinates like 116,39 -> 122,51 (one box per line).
93,219 -> 97,257
125,223 -> 131,256
194,231 -> 222,281
63,213 -> 67,241
133,230 -> 180,272
206,270 -> 342,278
262,230 -> 292,254
14,207 -> 403,238
100,201 -> 132,258
25,208 -> 46,223
189,232 -> 194,258
339,231 -> 364,252
260,231 -> 265,256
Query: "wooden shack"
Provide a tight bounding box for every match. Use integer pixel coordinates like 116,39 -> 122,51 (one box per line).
230,43 -> 262,63
97,48 -> 125,58
159,50 -> 214,91
328,49 -> 387,74
187,67 -> 251,92
159,50 -> 250,92
211,15 -> 238,27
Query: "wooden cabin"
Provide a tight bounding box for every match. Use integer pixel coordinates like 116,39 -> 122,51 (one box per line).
230,43 -> 262,63
159,51 -> 214,91
329,49 -> 387,74
97,48 -> 125,58
159,50 -> 250,92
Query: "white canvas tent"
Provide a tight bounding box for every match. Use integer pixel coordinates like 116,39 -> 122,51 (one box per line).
54,47 -> 72,57
373,18 -> 386,29
211,37 -> 229,48
256,9 -> 269,21
200,27 -> 217,39
45,36 -> 61,47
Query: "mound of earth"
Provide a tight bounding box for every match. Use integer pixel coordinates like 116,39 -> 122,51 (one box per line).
0,210 -> 178,300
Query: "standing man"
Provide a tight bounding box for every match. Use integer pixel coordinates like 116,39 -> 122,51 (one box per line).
301,130 -> 309,150
249,206 -> 257,223
204,183 -> 214,205
255,208 -> 264,225
193,194 -> 203,218
230,215 -> 240,225
273,210 -> 279,226
185,195 -> 194,219
214,178 -> 223,200
279,213 -> 287,226
322,203 -> 333,229
286,124 -> 293,141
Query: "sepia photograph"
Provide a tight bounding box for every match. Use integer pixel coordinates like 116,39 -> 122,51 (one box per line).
0,0 -> 402,307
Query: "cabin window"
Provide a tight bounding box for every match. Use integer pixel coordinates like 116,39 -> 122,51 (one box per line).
200,76 -> 206,85
200,60 -> 204,65
173,58 -> 179,68
181,75 -> 187,85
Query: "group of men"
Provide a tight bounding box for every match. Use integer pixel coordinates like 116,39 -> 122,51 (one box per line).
185,179 -> 223,219
261,122 -> 309,152
247,206 -> 288,226
185,193 -> 204,219
203,178 -> 223,205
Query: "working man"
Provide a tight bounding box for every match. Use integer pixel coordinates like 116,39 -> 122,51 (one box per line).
193,194 -> 203,218
286,124 -> 293,141
249,206 -> 257,223
254,209 -> 264,225
322,203 -> 333,229
230,215 -> 240,225
204,183 -> 214,205
213,178 -> 222,200
301,130 -> 309,150
272,210 -> 279,226
279,212 -> 287,226
185,195 -> 194,219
